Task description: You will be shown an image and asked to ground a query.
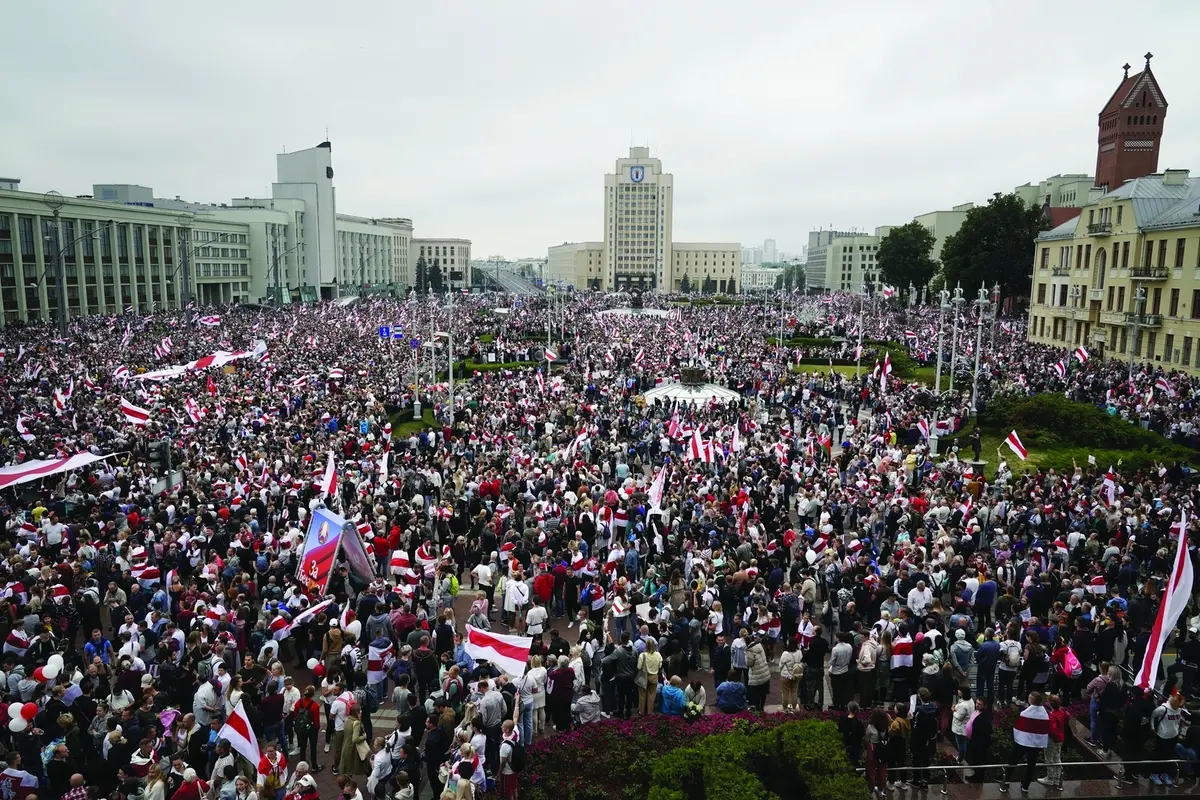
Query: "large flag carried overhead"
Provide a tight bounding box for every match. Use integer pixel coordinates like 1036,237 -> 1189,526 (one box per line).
217,698 -> 261,769
647,464 -> 666,510
464,624 -> 533,677
0,452 -> 117,491
1135,512 -> 1194,690
296,507 -> 349,595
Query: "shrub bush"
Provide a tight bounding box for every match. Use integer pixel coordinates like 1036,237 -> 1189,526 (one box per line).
522,713 -> 867,800
980,394 -> 1196,470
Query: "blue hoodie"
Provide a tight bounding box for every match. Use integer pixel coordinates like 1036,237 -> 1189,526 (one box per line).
659,683 -> 687,716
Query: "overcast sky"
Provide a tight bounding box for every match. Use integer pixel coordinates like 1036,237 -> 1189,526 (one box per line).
6,2 -> 1200,259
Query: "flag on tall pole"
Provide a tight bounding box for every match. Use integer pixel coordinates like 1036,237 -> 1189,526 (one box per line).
1134,512 -> 1193,690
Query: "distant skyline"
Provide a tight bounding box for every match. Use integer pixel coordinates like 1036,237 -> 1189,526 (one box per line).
5,2 -> 1200,258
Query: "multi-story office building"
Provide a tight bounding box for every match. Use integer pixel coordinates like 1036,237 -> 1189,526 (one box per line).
0,189 -> 251,323
671,243 -> 740,293
546,242 -> 605,289
604,147 -> 674,291
804,228 -> 894,292
740,263 -> 784,293
412,238 -> 472,291
336,215 -> 413,294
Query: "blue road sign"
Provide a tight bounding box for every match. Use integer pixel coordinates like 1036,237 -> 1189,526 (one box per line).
410,338 -> 420,350
378,325 -> 391,339
392,329 -> 404,340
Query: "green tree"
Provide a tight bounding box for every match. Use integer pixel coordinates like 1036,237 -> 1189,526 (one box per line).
940,192 -> 1049,296
877,221 -> 937,296
702,276 -> 716,294
428,258 -> 444,293
679,273 -> 692,293
415,255 -> 428,293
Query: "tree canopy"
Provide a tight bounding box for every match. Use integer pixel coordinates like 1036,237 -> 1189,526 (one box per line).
877,221 -> 937,294
939,192 -> 1049,297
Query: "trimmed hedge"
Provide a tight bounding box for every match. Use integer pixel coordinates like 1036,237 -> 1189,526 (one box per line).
979,394 -> 1196,471
647,720 -> 871,800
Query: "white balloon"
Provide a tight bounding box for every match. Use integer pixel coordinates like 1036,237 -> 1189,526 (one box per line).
805,549 -> 818,565
306,658 -> 319,671
42,664 -> 60,680
6,704 -> 21,720
47,654 -> 64,670
8,717 -> 26,733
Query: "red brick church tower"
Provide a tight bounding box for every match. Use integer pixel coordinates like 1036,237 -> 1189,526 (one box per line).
1095,53 -> 1168,192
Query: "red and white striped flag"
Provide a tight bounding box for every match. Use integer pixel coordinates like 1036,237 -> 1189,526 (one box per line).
319,451 -> 337,498
217,699 -> 261,768
328,368 -> 345,380
185,397 -> 206,425
113,365 -> 130,382
633,349 -> 644,365
198,315 -> 222,326
1004,430 -> 1027,460
1051,360 -> 1066,379
544,347 -> 558,362
15,416 -> 35,442
1155,376 -> 1176,397
121,398 -> 151,427
464,624 -> 532,677
1135,511 -> 1194,690
1074,346 -> 1089,364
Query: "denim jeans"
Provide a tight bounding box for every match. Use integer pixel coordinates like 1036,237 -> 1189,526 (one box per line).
1089,696 -> 1101,741
519,698 -> 534,746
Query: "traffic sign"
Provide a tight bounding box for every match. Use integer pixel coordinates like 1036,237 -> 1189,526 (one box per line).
392,329 -> 404,340
378,325 -> 391,339
410,338 -> 420,350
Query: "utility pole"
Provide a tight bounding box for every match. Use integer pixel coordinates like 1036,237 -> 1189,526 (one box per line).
42,192 -> 67,335
948,283 -> 965,393
934,288 -> 950,395
989,283 -> 1001,354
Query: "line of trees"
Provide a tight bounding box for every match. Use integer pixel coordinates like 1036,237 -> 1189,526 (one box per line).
414,256 -> 445,294
877,192 -> 1050,301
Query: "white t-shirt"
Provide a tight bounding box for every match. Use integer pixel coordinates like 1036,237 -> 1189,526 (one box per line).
500,739 -> 517,775
473,563 -> 493,588
525,605 -> 548,635
330,698 -> 349,732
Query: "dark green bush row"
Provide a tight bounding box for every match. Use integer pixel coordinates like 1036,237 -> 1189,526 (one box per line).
648,720 -> 872,800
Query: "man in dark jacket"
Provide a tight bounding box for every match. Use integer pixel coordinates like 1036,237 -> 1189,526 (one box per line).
423,715 -> 450,796
711,633 -> 732,686
601,632 -> 638,718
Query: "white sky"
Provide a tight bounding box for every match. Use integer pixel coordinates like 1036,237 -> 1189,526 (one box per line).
5,1 -> 1199,259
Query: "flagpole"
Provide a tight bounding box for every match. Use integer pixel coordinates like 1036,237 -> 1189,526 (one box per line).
856,281 -> 865,379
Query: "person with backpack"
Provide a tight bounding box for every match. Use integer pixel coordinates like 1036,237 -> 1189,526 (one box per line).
293,686 -> 323,772
497,719 -> 523,800
910,688 -> 939,789
1148,691 -> 1187,787
997,628 -> 1022,707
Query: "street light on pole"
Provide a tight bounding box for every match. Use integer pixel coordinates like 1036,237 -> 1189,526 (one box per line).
1128,286 -> 1147,380
41,192 -> 68,335
176,215 -> 194,309
934,288 -> 950,396
948,283 -> 965,393
970,286 -> 989,414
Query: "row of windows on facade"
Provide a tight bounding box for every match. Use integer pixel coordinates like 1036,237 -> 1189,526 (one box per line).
1033,316 -> 1197,370
1040,236 -> 1198,273
1035,280 -> 1200,321
418,245 -> 467,258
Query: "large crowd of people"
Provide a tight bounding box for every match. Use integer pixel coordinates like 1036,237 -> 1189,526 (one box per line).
0,288 -> 1196,800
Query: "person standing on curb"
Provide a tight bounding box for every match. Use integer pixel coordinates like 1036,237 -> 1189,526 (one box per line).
1000,691 -> 1049,795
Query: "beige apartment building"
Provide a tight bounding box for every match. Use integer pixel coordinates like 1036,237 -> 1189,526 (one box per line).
1027,169 -> 1200,371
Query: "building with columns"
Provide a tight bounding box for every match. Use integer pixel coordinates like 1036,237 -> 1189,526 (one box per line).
412,238 -> 472,291
0,189 -> 253,324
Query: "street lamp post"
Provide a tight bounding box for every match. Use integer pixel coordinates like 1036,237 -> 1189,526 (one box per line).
908,281 -> 916,309
989,283 -> 1001,354
177,215 -> 193,309
1128,286 -> 1147,380
948,283 -> 965,393
970,286 -> 989,414
934,289 -> 950,396
856,281 -> 866,379
41,192 -> 67,335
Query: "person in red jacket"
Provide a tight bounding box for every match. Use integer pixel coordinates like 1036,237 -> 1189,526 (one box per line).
169,768 -> 208,800
293,686 -> 324,772
1039,694 -> 1070,788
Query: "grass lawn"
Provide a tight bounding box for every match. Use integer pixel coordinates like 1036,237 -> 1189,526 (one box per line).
789,363 -> 936,385
390,407 -> 437,436
969,422 -> 1177,475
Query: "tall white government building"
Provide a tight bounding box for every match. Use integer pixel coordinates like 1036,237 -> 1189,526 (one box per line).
0,141 -> 468,325
548,147 -> 739,292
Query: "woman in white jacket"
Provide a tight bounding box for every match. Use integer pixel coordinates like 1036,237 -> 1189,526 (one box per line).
951,688 -> 974,763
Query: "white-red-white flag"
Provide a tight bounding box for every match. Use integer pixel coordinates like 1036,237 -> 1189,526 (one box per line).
1004,430 -> 1027,460
216,698 -> 261,767
121,399 -> 151,427
464,624 -> 532,677
319,451 -> 337,498
15,416 -> 34,442
1134,512 -> 1193,690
